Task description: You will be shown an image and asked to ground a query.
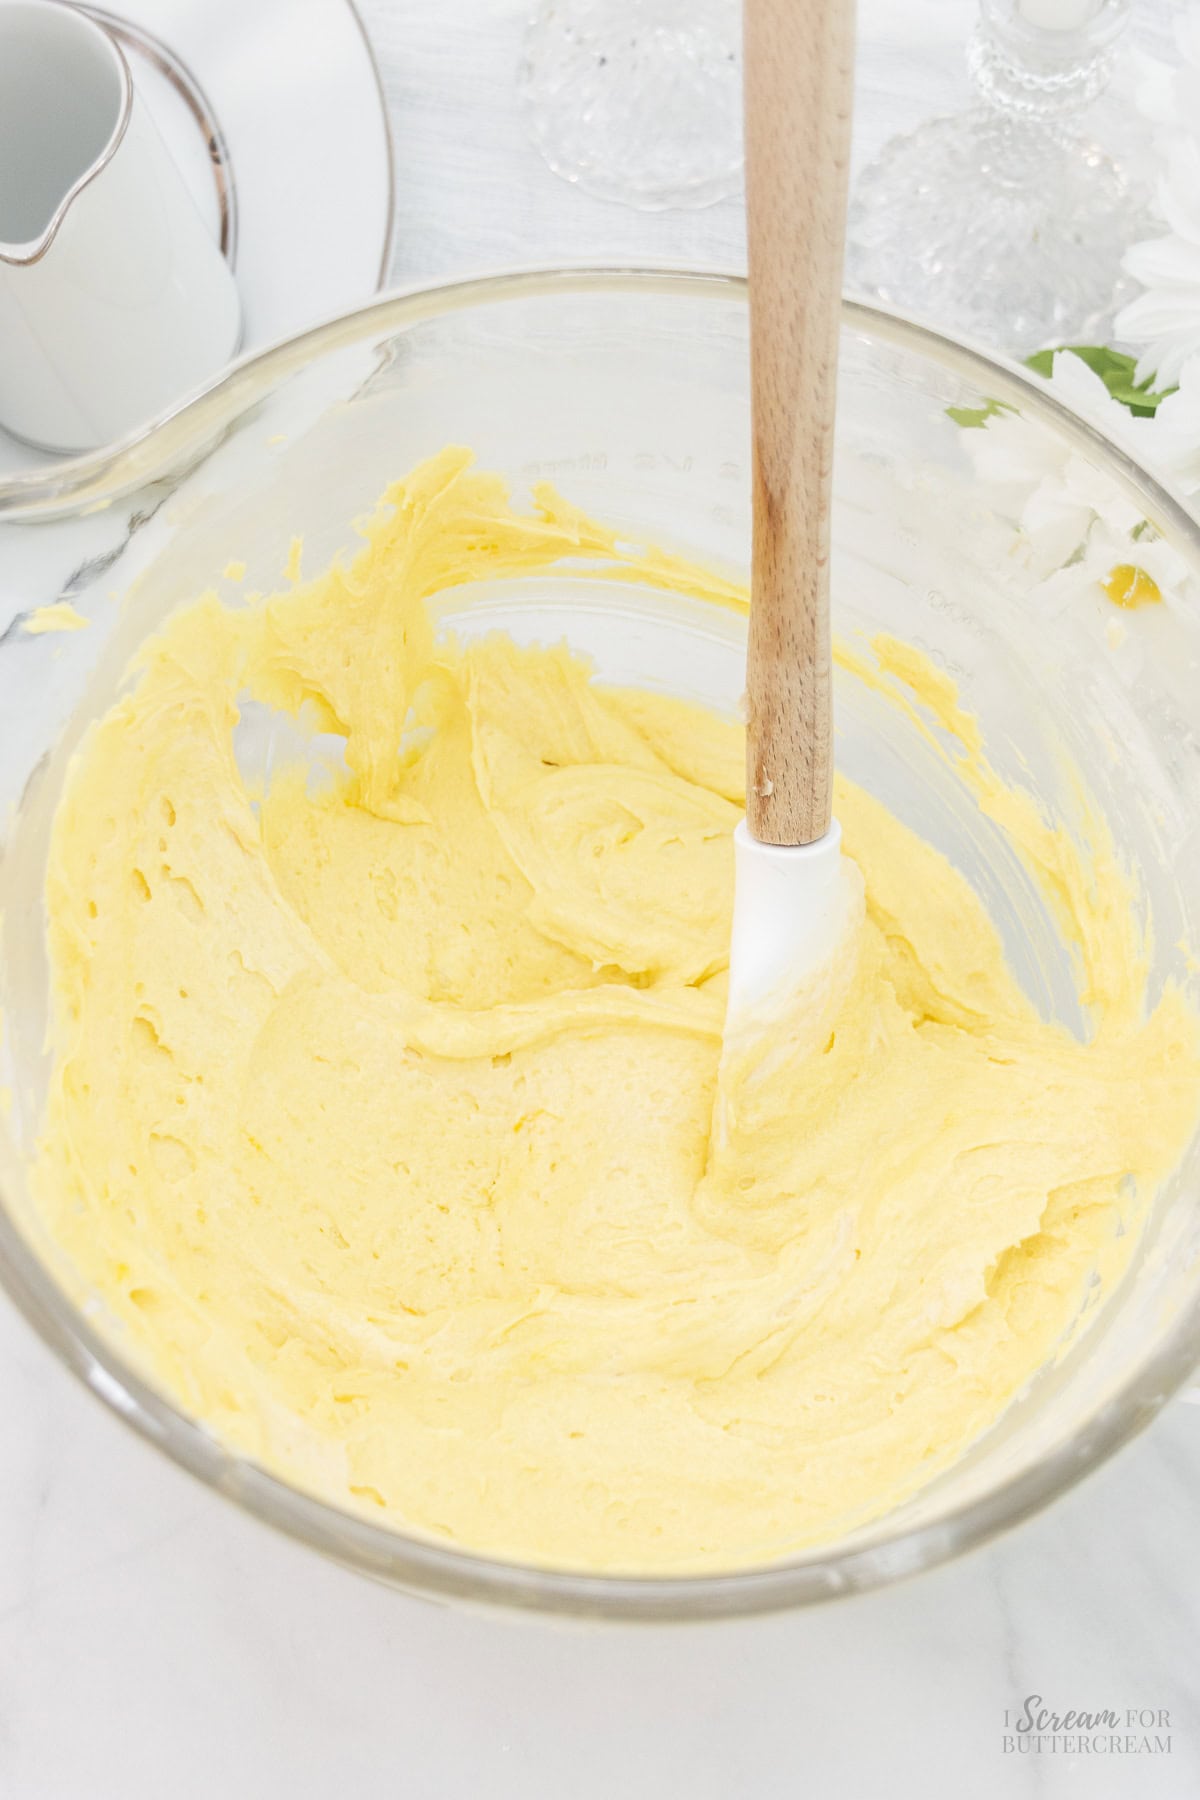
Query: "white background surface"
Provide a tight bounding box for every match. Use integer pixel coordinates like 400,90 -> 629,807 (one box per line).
1,2 -> 1197,1795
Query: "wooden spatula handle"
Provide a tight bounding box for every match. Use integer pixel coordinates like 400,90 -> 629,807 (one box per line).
744,0 -> 856,847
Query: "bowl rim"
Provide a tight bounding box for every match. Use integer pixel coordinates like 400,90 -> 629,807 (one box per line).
2,265 -> 1199,1619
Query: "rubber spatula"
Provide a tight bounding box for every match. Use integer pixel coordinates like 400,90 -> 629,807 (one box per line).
726,0 -> 863,1024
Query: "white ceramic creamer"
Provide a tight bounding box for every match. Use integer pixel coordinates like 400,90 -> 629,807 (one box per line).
0,0 -> 240,453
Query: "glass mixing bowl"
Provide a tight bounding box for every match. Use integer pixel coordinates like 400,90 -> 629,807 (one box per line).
0,271 -> 1197,1619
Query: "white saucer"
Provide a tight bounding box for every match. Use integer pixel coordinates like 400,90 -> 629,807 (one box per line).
0,0 -> 393,476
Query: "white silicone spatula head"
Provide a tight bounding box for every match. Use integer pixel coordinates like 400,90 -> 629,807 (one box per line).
728,0 -> 862,1023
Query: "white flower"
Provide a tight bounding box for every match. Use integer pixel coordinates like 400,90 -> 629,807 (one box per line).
1132,10 -> 1200,141
964,350 -> 1189,605
1119,11 -> 1200,386
1134,354 -> 1200,495
968,353 -> 1141,548
1033,517 -> 1187,613
1118,139 -> 1200,387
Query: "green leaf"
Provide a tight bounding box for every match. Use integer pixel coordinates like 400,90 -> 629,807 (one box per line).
1023,348 -> 1056,380
946,397 -> 1013,429
1024,345 -> 1177,418
946,344 -> 1178,433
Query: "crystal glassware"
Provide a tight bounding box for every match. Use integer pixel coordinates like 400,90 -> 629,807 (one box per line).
517,0 -> 743,210
846,0 -> 1154,353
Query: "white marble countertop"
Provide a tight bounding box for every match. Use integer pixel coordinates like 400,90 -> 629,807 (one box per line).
1,2 -> 1197,1795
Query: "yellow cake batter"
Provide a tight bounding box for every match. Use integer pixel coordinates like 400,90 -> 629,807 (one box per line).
31,449 -> 1200,1572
